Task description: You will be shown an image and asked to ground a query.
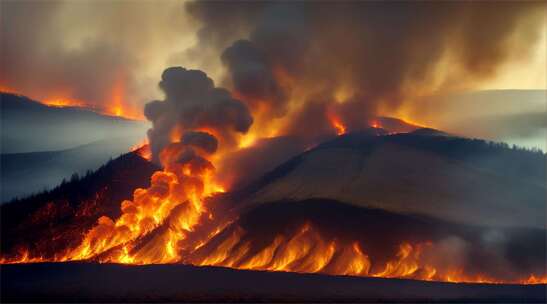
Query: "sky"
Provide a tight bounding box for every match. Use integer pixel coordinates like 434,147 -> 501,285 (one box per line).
1,0 -> 546,148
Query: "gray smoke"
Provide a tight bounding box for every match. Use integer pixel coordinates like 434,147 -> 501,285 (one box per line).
181,131 -> 218,154
144,67 -> 253,164
186,1 -> 544,136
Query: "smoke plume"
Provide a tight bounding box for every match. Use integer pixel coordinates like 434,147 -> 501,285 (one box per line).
0,0 -> 194,117
145,67 -> 253,163
186,1 -> 544,138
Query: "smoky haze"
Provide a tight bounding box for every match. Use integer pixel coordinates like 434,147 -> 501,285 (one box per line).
1,1 -> 544,137
186,1 -> 544,139
145,67 -> 253,163
0,0 -> 193,116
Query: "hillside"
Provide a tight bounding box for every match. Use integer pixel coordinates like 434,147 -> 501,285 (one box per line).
0,152 -> 158,259
0,92 -> 147,153
1,137 -> 146,202
243,130 -> 546,229
1,130 -> 544,283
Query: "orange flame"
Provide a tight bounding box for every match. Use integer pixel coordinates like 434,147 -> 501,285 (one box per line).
109,77 -> 126,117
2,203 -> 545,285
129,139 -> 152,161
1,82 -> 143,120
369,119 -> 382,129
327,112 -> 346,135
42,98 -> 87,108
0,93 -> 543,285
0,249 -> 46,264
189,224 -> 546,285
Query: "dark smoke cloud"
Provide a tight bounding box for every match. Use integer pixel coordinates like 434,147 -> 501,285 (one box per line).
186,1 -> 544,136
182,131 -> 218,154
145,67 -> 252,163
222,40 -> 287,116
0,1 -> 192,114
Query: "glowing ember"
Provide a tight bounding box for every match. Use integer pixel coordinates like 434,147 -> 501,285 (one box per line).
369,119 -> 381,129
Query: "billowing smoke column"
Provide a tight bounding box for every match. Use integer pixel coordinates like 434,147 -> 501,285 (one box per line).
60,67 -> 252,264
186,1 -> 544,138
144,67 -> 253,163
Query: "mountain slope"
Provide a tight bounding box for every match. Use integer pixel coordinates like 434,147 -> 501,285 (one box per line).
243,130 -> 545,229
0,92 -> 147,153
0,152 -> 158,259
189,198 -> 545,282
1,136 -> 145,202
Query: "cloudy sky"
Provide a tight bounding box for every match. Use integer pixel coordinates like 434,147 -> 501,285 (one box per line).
1,0 -> 545,148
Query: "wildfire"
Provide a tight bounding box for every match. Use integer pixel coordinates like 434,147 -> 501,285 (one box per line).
187,223 -> 547,285
327,112 -> 346,135
0,249 -> 46,264
54,140 -> 226,264
1,70 -> 544,287
2,200 -> 546,286
369,119 -> 382,129
42,98 -> 87,108
108,76 -> 129,118
0,85 -> 20,95
1,83 -> 143,120
129,139 -> 152,161
1,123 -> 545,285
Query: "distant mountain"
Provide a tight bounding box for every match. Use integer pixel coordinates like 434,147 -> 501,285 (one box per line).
1,136 -> 146,202
0,92 -> 147,153
414,89 -> 547,151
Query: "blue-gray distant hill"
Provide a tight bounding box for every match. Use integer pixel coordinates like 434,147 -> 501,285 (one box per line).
0,92 -> 147,153
0,92 -> 148,201
1,137 -> 145,202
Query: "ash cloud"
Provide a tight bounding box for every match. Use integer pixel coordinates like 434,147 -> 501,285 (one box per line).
145,67 -> 252,163
186,1 -> 544,136
0,1 -> 193,114
221,40 -> 287,116
182,131 -> 218,154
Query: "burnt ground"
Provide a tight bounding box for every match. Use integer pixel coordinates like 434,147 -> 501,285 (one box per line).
1,262 -> 545,303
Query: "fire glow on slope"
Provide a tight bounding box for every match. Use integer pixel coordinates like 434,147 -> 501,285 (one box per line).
190,223 -> 547,285
2,126 -> 546,285
1,83 -> 142,120
2,217 -> 546,285
57,134 -> 226,264
327,112 -> 347,136
1,66 -> 545,285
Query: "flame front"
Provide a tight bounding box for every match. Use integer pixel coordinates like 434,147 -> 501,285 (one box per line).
188,223 -> 546,285
327,112 -> 346,135
1,136 -> 545,285
56,143 -> 226,264
1,72 -> 544,286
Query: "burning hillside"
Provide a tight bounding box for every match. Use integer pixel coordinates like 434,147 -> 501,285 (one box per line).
1,2 -> 546,302
1,101 -> 545,286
